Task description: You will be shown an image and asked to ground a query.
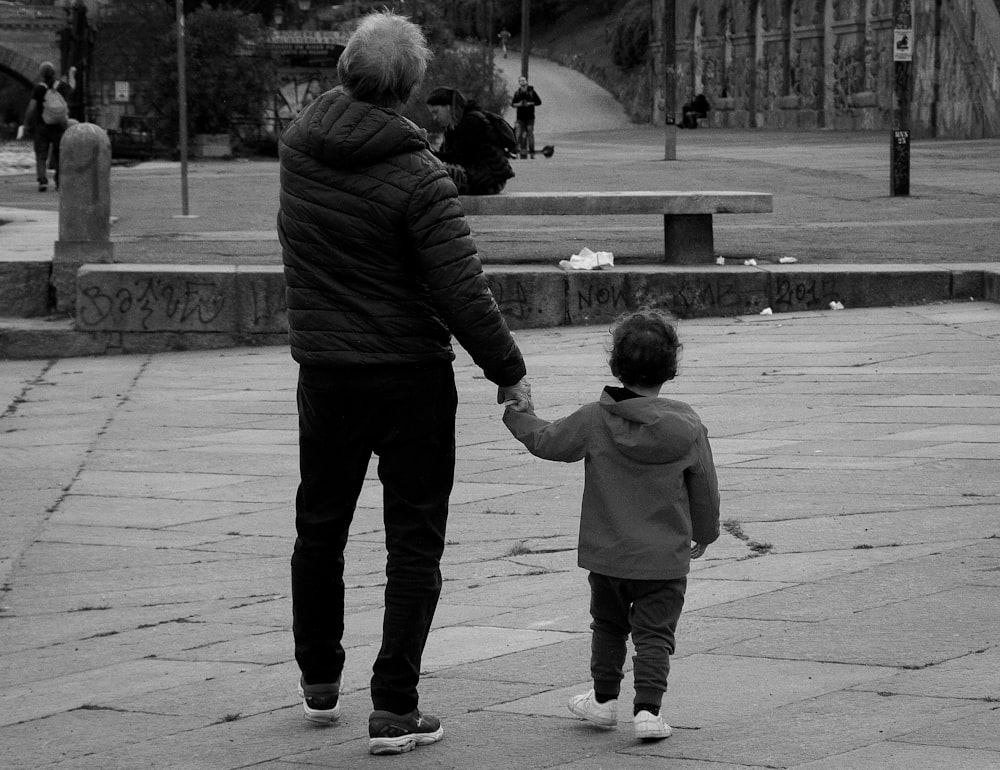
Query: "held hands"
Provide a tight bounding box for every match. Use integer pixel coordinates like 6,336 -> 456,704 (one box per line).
691,542 -> 708,559
498,377 -> 533,413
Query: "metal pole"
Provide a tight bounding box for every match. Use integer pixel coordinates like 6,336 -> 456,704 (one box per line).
176,0 -> 190,216
663,0 -> 677,160
520,0 -> 529,79
486,0 -> 494,97
890,0 -> 912,196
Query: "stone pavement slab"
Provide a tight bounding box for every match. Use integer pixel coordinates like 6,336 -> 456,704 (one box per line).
2,304 -> 999,769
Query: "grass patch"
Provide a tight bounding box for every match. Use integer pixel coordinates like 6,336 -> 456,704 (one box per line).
723,519 -> 773,556
504,541 -> 532,557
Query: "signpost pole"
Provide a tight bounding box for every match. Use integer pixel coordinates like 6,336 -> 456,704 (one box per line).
520,0 -> 530,79
663,0 -> 677,160
890,0 -> 912,196
176,0 -> 190,216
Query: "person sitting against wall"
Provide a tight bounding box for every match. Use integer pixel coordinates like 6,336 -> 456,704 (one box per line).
425,87 -> 514,195
680,93 -> 710,129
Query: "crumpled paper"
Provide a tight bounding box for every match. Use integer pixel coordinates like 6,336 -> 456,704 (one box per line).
558,247 -> 614,271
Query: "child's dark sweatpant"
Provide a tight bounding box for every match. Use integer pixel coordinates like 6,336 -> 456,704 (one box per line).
588,573 -> 687,711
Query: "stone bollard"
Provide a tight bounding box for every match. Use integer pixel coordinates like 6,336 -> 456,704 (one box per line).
52,122 -> 114,314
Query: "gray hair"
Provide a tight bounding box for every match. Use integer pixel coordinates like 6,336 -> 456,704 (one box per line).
337,11 -> 431,108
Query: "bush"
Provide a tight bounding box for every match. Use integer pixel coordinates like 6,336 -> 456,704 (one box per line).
150,7 -> 278,141
611,0 -> 650,71
404,46 -> 511,131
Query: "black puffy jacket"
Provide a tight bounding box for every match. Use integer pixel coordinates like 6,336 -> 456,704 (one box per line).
278,88 -> 525,388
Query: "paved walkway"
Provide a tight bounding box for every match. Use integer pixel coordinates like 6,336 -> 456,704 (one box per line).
4,126 -> 999,265
2,303 -> 999,768
2,53 -> 1000,767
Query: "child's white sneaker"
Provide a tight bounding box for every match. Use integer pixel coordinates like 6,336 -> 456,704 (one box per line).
633,709 -> 672,740
567,690 -> 618,727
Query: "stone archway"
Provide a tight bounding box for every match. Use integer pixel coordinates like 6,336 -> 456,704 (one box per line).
0,45 -> 43,88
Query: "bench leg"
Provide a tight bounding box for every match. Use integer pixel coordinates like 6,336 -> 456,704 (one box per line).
664,214 -> 714,264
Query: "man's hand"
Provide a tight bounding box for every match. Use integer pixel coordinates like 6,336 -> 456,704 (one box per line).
498,377 -> 532,413
691,542 -> 708,559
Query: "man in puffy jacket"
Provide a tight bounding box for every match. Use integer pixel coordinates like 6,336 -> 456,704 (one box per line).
277,10 -> 532,757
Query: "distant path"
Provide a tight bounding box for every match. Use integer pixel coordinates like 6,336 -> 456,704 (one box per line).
493,52 -> 634,135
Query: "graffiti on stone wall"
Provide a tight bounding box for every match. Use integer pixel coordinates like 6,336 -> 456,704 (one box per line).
78,277 -> 227,331
677,0 -> 995,137
772,275 -> 840,310
788,38 -> 802,100
487,278 -> 533,321
765,41 -> 786,104
800,38 -> 823,106
672,277 -> 751,314
703,54 -> 720,97
804,0 -> 826,25
731,55 -> 753,102
833,32 -> 865,109
576,283 -> 631,314
864,31 -> 878,93
246,280 -> 287,330
485,272 -> 852,326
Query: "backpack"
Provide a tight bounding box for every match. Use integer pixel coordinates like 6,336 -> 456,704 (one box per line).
41,84 -> 69,126
484,111 -> 517,155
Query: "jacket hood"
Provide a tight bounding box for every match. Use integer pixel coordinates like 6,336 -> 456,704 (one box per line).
598,387 -> 703,463
281,87 -> 429,169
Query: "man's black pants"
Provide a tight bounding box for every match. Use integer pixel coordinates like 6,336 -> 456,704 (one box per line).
292,362 -> 457,714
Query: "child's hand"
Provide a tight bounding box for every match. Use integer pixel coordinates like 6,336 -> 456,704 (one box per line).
691,542 -> 708,559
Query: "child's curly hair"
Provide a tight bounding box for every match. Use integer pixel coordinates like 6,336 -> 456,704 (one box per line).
608,309 -> 682,387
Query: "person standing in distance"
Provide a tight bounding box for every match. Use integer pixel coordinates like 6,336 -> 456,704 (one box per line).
277,10 -> 532,757
498,27 -> 512,58
511,75 -> 542,159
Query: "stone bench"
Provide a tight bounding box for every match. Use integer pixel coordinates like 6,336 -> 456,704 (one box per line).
459,191 -> 773,264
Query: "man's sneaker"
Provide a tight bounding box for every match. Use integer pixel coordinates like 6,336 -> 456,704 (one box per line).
38,183 -> 47,192
297,677 -> 341,724
567,690 -> 618,727
633,709 -> 672,740
368,709 -> 444,755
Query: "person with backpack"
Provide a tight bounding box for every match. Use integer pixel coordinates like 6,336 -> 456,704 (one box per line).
22,62 -> 75,192
425,87 -> 514,195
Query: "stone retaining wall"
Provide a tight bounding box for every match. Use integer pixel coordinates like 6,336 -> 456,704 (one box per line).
2,263 -> 997,359
72,263 -> 998,338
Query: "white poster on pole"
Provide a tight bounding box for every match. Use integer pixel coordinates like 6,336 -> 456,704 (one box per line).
893,30 -> 913,62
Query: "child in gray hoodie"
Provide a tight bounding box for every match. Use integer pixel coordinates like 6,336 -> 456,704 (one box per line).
503,309 -> 720,741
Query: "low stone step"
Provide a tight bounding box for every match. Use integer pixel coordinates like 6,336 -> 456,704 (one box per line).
2,264 -> 997,360
0,261 -> 51,317
72,263 -> 993,335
